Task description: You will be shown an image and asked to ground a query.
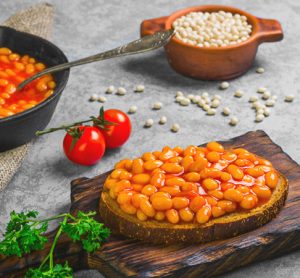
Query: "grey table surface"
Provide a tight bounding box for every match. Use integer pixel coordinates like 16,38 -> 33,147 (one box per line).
0,0 -> 299,277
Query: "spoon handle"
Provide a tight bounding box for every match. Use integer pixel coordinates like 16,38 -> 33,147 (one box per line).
18,29 -> 174,90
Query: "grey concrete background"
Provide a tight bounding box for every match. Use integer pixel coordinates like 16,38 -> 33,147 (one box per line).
0,0 -> 299,277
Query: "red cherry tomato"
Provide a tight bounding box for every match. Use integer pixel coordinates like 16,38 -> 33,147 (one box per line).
63,126 -> 106,166
100,109 -> 131,148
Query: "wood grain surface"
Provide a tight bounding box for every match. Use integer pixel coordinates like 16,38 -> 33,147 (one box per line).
1,130 -> 299,278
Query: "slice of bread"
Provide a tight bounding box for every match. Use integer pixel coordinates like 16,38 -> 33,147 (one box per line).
99,173 -> 288,244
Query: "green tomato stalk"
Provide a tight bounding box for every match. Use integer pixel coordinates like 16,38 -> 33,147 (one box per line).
35,106 -> 117,136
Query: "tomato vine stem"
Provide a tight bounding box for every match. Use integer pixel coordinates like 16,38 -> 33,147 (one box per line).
36,107 -> 117,136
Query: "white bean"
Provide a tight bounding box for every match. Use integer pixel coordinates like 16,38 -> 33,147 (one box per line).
256,108 -> 264,115
128,105 -> 137,114
171,123 -> 180,132
134,84 -> 145,92
234,89 -> 244,98
159,116 -> 167,125
219,81 -> 230,90
98,96 -> 107,103
266,100 -> 275,107
249,95 -> 258,102
256,67 -> 265,74
197,99 -> 205,107
180,98 -> 191,106
105,85 -> 115,94
176,91 -> 184,97
212,94 -> 222,100
264,108 -> 270,117
153,102 -> 163,110
257,87 -> 267,94
285,95 -> 295,102
187,94 -> 194,100
262,91 -> 271,100
144,119 -> 154,128
255,114 -> 264,122
211,99 -> 220,108
202,104 -> 210,111
207,108 -> 216,115
89,94 -> 98,101
252,101 -> 263,109
117,87 -> 127,95
222,107 -> 231,116
176,96 -> 184,103
229,116 -> 238,126
192,95 -> 201,103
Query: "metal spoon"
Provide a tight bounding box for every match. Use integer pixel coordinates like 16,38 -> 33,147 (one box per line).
18,29 -> 174,90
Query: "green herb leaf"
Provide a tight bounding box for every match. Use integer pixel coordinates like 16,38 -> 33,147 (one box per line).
0,210 -> 110,277
6,210 -> 38,233
62,211 -> 110,253
0,211 -> 48,257
25,262 -> 73,278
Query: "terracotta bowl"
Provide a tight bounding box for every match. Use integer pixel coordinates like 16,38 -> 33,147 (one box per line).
141,5 -> 283,80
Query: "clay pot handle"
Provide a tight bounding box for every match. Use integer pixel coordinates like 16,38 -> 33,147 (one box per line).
256,18 -> 283,43
140,16 -> 168,37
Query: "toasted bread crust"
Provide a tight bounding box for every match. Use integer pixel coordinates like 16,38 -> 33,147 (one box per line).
99,174 -> 288,244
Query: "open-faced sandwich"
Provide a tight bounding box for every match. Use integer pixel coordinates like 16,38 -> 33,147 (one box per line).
100,142 -> 288,244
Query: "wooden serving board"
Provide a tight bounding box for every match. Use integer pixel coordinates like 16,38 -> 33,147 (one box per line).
1,130 -> 300,278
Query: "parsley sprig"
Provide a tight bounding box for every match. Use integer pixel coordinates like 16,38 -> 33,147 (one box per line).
0,210 -> 110,277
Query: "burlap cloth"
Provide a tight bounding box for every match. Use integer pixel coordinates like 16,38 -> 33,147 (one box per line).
0,3 -> 54,191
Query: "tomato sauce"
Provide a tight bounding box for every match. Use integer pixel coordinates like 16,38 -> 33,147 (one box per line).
0,47 -> 56,118
104,143 -> 279,224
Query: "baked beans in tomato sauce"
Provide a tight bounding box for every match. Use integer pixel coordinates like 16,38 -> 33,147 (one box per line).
0,47 -> 56,118
104,142 -> 279,224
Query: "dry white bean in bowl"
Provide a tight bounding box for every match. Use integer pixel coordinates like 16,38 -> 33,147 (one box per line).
172,10 -> 252,48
